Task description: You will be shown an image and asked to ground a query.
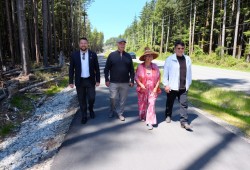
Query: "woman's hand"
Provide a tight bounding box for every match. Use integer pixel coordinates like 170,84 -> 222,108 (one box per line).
140,84 -> 146,90
153,88 -> 157,94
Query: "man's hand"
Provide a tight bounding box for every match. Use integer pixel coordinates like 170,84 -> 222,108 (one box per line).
164,86 -> 171,93
129,82 -> 134,87
69,84 -> 74,88
105,81 -> 110,87
96,82 -> 100,87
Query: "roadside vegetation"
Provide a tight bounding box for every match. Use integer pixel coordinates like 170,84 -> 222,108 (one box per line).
189,80 -> 250,137
0,70 -> 69,140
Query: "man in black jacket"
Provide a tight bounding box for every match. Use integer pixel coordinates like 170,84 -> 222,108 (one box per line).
69,37 -> 100,124
104,38 -> 134,121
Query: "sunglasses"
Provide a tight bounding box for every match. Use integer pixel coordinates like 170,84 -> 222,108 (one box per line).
177,48 -> 184,50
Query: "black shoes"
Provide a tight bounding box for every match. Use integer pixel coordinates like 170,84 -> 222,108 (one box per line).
90,111 -> 95,119
81,117 -> 88,124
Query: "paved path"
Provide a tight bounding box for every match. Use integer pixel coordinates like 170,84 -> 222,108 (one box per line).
51,56 -> 250,170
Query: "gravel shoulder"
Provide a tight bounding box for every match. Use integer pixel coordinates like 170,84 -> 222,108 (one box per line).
0,87 -> 78,170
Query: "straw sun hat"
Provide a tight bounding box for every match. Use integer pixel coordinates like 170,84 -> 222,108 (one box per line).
139,47 -> 159,61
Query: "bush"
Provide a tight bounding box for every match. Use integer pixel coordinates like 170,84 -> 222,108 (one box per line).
193,45 -> 205,56
221,57 -> 238,67
215,46 -> 227,57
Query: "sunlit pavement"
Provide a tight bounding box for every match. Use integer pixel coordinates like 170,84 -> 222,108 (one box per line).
51,56 -> 250,170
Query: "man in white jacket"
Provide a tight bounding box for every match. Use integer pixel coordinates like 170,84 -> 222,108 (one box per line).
163,40 -> 192,130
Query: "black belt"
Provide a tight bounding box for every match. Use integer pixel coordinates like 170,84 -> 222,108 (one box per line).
81,77 -> 90,79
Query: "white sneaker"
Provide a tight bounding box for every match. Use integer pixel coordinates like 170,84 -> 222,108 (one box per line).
118,115 -> 125,121
140,118 -> 145,122
147,124 -> 153,130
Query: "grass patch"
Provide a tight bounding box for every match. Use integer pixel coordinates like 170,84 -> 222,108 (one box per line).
0,123 -> 15,137
45,77 -> 68,96
10,95 -> 33,112
189,80 -> 250,137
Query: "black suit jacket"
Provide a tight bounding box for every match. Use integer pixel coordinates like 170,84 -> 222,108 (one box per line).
69,50 -> 100,87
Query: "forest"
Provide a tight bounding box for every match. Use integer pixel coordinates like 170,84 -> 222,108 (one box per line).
118,0 -> 250,65
0,0 -> 104,76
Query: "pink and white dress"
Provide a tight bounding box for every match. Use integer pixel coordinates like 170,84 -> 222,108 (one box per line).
135,63 -> 161,125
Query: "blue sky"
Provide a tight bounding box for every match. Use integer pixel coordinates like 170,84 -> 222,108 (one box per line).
87,0 -> 149,42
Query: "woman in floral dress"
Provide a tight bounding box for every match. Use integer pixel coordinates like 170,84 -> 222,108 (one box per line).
135,47 -> 161,130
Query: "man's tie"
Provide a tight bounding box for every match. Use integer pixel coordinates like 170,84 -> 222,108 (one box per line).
82,53 -> 85,60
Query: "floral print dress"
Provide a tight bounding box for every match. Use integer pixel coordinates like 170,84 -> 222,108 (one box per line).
135,63 -> 161,125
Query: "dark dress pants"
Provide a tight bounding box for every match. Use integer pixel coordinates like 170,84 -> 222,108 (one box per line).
165,89 -> 188,123
76,78 -> 96,118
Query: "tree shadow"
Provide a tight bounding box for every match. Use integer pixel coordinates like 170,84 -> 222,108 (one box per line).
184,132 -> 236,170
0,89 -> 79,169
198,78 -> 250,94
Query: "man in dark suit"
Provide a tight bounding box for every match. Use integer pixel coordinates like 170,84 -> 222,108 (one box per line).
69,37 -> 100,124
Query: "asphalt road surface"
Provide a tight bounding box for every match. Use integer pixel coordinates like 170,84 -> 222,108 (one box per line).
51,56 -> 250,170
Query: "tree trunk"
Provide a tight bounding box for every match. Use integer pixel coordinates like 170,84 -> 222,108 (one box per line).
76,3 -> 81,46
238,14 -> 245,59
61,5 -> 65,53
165,16 -> 170,53
83,5 -> 87,37
48,0 -> 53,64
0,30 -> 3,70
11,0 -> 20,63
16,0 -> 31,75
209,0 -> 215,54
221,0 -> 227,57
232,0 -> 240,58
160,17 -> 164,56
42,0 -> 49,67
153,25 -> 156,48
51,0 -> 57,63
151,22 -> 154,47
5,0 -> 15,66
70,0 -> 74,50
33,0 -> 40,64
27,0 -> 35,62
65,0 -> 70,56
191,0 -> 196,55
189,1 -> 192,55
202,0 -> 210,51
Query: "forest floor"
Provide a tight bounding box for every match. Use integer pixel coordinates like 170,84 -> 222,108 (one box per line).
0,65 -> 78,169
0,65 -> 68,141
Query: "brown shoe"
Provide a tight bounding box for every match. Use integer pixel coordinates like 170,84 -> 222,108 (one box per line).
181,123 -> 193,131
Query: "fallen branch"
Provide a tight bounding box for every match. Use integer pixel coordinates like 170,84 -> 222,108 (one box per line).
32,66 -> 62,72
0,88 -> 7,101
4,71 -> 22,77
36,95 -> 47,107
0,93 -> 6,101
19,78 -> 55,93
2,68 -> 21,75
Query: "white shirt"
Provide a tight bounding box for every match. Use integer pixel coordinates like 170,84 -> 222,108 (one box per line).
80,50 -> 90,78
163,53 -> 192,91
